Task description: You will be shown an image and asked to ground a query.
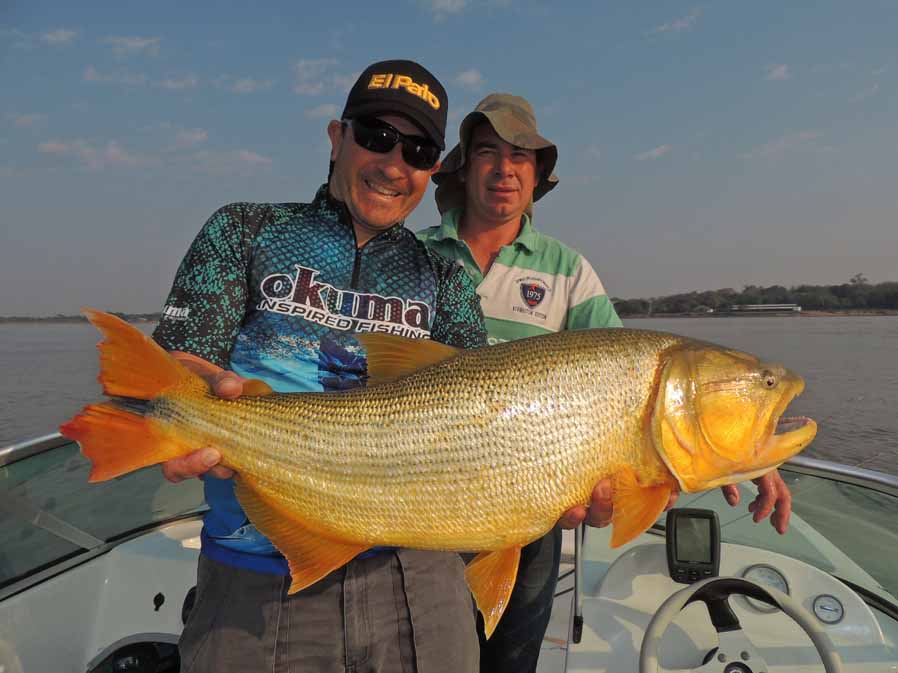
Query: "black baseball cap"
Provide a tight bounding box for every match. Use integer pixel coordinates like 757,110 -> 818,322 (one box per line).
341,59 -> 448,150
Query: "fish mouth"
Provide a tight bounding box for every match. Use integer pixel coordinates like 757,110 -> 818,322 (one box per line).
776,416 -> 814,434
762,415 -> 817,460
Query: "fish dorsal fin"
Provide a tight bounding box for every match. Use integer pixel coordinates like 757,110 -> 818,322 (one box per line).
609,465 -> 674,548
235,479 -> 369,593
241,378 -> 275,397
355,333 -> 460,386
82,307 -> 197,399
464,546 -> 522,639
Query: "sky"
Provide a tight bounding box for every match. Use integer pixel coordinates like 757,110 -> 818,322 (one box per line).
1,0 -> 896,316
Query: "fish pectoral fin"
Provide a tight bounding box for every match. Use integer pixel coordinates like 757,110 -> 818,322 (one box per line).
464,547 -> 522,640
235,480 -> 369,594
610,466 -> 673,549
355,333 -> 461,385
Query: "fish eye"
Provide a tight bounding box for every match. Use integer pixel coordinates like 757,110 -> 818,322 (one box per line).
762,371 -> 777,388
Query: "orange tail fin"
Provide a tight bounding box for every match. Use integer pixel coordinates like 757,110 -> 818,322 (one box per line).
82,307 -> 196,399
59,308 -> 202,481
61,403 -> 193,482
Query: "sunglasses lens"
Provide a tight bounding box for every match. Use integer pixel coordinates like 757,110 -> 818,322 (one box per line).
352,119 -> 396,153
352,118 -> 439,170
403,143 -> 440,170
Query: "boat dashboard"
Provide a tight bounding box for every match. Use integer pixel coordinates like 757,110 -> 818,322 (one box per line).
554,526 -> 898,673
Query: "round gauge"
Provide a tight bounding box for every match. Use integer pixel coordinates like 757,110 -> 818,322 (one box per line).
813,594 -> 845,624
741,564 -> 789,613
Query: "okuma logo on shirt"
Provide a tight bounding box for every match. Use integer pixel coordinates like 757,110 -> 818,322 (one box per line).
257,265 -> 432,339
162,305 -> 190,320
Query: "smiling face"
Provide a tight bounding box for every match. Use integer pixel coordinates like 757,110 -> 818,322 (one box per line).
327,114 -> 440,246
462,122 -> 539,227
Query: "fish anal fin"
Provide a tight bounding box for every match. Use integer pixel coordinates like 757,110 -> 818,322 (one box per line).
464,547 -> 522,639
81,308 -> 197,399
234,480 -> 369,593
355,333 -> 460,386
610,466 -> 673,548
60,403 -> 192,482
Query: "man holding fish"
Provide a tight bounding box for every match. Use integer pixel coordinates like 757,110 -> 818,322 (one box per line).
151,60 -> 488,672
418,93 -> 797,673
74,64 -> 802,673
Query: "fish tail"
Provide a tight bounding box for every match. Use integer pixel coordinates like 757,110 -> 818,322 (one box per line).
60,403 -> 193,482
81,307 -> 198,399
59,308 -> 203,481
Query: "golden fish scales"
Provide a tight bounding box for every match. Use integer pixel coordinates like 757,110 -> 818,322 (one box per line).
151,328 -> 683,551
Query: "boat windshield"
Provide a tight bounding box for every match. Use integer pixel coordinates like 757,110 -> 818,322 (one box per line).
3,435 -> 896,615
669,458 -> 898,607
0,435 -> 205,593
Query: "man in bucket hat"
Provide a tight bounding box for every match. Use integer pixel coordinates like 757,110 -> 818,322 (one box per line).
419,93 -> 797,673
155,60 -> 485,673
418,93 -> 622,672
423,93 -> 621,342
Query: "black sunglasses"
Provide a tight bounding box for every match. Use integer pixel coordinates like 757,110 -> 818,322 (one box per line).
348,117 -> 441,170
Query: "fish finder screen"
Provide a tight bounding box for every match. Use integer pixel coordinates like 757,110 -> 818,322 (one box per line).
676,517 -> 711,563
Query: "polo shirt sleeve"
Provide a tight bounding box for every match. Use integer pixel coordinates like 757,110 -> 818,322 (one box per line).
152,203 -> 261,366
565,256 -> 623,330
430,261 -> 488,349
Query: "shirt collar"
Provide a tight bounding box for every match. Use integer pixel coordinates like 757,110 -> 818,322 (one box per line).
514,212 -> 539,252
437,208 -> 539,252
312,183 -> 350,224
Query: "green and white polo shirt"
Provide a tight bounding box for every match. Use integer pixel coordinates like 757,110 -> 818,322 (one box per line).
418,208 -> 622,345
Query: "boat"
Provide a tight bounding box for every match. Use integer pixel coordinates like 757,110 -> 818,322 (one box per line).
2,432 -> 897,672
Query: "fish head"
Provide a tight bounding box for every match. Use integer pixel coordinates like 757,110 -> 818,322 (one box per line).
651,343 -> 817,492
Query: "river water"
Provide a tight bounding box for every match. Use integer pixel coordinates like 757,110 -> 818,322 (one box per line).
1,316 -> 896,475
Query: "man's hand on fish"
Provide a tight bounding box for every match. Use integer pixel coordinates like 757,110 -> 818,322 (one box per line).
556,478 -> 677,530
722,469 -> 793,534
160,352 -> 249,483
557,480 -> 613,529
558,470 -> 793,534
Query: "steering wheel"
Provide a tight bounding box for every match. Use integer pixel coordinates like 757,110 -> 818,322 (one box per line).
639,576 -> 844,673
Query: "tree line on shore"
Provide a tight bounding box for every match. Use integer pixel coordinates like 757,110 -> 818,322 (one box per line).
0,312 -> 160,323
2,276 -> 897,322
612,275 -> 898,317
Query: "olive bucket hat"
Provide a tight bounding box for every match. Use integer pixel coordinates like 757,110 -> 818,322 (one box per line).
432,93 -> 559,214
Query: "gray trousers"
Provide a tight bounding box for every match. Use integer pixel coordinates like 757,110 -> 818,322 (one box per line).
179,551 -> 478,673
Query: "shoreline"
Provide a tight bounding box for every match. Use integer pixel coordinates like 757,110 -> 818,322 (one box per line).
0,317 -> 159,325
0,308 -> 898,326
2,310 -> 897,325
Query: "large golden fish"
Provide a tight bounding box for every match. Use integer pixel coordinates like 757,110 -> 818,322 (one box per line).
61,309 -> 816,636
